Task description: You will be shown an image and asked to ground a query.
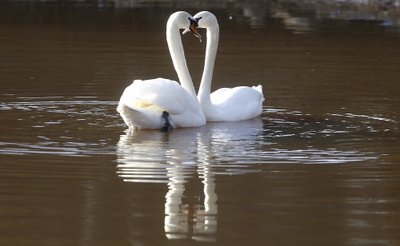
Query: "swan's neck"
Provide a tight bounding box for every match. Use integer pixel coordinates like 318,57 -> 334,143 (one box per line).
198,23 -> 219,107
166,25 -> 197,97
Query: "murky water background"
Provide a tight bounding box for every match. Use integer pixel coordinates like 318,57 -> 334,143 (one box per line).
1,2 -> 400,245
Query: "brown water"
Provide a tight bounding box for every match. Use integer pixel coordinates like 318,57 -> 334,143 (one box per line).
1,3 -> 400,246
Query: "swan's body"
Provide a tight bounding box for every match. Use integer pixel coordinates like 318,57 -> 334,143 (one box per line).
194,11 -> 264,122
117,12 -> 205,130
118,78 -> 205,129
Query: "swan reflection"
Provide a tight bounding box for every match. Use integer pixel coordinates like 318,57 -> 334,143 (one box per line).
116,119 -> 263,241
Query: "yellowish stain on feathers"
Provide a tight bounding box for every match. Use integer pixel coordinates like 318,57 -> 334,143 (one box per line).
134,100 -> 164,112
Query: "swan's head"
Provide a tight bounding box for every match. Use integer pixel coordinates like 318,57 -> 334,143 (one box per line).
192,11 -> 218,30
167,11 -> 202,40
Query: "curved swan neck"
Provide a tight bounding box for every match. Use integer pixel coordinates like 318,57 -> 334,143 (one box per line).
166,19 -> 197,97
198,22 -> 219,105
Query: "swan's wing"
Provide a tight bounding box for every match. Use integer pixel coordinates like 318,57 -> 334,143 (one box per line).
208,87 -> 230,102
209,85 -> 264,121
118,78 -> 205,128
120,78 -> 195,114
210,86 -> 264,105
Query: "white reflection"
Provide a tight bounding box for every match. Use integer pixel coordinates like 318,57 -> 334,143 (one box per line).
116,119 -> 263,241
273,11 -> 313,34
242,4 -> 267,28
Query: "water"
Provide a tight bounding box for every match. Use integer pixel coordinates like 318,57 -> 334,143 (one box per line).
1,2 -> 400,245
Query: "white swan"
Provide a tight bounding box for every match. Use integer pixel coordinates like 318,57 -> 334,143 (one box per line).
117,11 -> 205,130
192,11 -> 264,121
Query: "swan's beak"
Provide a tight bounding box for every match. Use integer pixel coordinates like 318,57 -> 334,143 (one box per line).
189,23 -> 202,42
182,27 -> 202,42
184,18 -> 202,42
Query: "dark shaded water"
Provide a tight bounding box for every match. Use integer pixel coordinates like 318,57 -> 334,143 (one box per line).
1,3 -> 400,245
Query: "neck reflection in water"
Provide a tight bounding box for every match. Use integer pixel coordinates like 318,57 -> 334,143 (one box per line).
115,108 -> 383,241
116,119 -> 264,241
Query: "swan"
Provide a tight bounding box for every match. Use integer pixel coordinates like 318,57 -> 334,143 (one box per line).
117,11 -> 205,131
192,11 -> 264,121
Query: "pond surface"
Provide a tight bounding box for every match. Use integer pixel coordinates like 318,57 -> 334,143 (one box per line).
1,3 -> 400,245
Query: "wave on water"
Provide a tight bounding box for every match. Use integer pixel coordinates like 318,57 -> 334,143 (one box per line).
1,96 -> 394,170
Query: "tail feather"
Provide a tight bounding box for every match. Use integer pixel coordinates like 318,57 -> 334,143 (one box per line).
253,84 -> 263,94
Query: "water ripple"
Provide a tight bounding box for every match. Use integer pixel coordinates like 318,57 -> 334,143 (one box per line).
0,97 -> 120,157
116,108 -> 385,183
1,97 -> 394,176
